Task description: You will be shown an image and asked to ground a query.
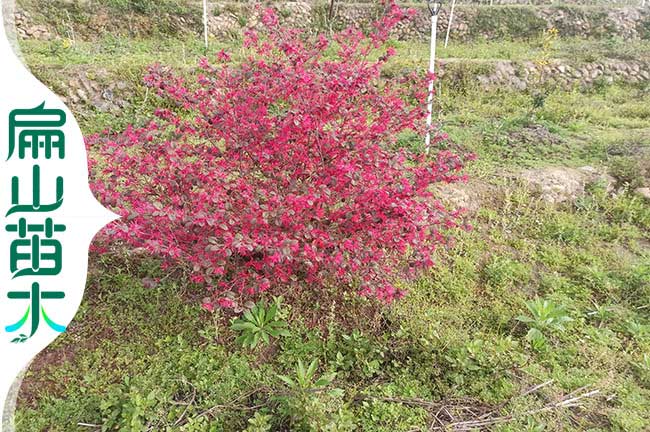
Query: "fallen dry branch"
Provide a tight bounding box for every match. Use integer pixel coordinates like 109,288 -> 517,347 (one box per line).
354,380 -> 600,431
79,379 -> 601,431
429,388 -> 600,431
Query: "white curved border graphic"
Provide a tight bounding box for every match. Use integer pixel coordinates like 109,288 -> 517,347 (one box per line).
2,3 -> 27,431
1,0 -> 24,63
0,1 -> 118,430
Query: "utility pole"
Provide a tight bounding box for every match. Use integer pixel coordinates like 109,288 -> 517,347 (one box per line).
444,0 -> 456,48
203,0 -> 208,50
424,0 -> 443,154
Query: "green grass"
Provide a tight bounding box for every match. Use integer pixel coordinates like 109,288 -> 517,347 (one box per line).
12,28 -> 650,432
15,183 -> 650,431
20,35 -> 650,171
20,36 -> 650,70
19,36 -> 215,70
436,84 -> 650,170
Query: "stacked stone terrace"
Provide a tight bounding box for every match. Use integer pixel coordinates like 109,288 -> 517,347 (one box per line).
9,0 -> 650,105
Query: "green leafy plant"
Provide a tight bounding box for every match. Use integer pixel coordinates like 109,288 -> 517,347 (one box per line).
99,376 -> 163,431
586,303 -> 615,327
277,360 -> 349,430
243,412 -> 274,432
517,298 -> 572,349
444,342 -> 482,386
278,359 -> 336,392
624,320 -> 650,340
231,300 -> 290,348
332,330 -> 385,379
483,256 -> 531,291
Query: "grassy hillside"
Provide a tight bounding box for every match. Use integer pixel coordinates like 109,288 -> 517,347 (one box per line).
11,4 -> 650,432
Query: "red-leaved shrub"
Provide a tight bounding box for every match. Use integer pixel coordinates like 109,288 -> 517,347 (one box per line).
87,3 -> 472,309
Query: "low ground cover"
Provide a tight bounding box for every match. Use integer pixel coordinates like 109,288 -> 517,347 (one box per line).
12,8 -> 650,432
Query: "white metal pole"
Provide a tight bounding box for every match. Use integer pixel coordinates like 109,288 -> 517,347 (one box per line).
203,0 -> 208,50
444,0 -> 456,48
424,13 -> 438,154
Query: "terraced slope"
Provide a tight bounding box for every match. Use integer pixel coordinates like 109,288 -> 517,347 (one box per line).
9,1 -> 650,431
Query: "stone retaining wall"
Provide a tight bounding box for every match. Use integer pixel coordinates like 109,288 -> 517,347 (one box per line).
31,57 -> 648,118
13,1 -> 650,41
438,58 -> 650,89
207,0 -> 648,5
206,3 -> 650,41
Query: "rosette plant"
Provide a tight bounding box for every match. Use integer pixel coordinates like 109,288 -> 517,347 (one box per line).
87,2 -> 471,310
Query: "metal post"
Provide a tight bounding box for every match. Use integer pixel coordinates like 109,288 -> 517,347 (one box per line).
444,0 -> 456,48
424,1 -> 442,154
203,0 -> 208,50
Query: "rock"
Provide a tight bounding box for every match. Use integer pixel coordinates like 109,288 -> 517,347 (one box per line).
512,78 -> 527,91
518,166 -> 617,204
75,88 -> 88,101
93,99 -> 113,112
518,167 -> 586,204
433,181 -> 489,214
635,187 -> 650,201
102,88 -> 114,101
